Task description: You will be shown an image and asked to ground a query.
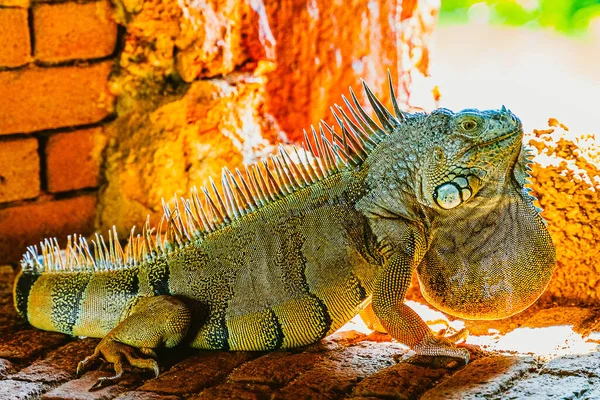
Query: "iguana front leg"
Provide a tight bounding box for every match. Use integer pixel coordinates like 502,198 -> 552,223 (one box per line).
371,232 -> 469,363
77,295 -> 191,389
359,302 -> 388,333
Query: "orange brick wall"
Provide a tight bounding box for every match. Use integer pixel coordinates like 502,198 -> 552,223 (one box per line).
0,0 -> 118,264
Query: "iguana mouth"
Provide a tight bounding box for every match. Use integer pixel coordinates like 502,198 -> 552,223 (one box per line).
479,128 -> 523,148
457,128 -> 522,159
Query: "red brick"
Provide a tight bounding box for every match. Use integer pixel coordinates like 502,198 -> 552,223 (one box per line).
0,137 -> 40,203
33,1 -> 117,63
45,127 -> 107,193
0,62 -> 114,135
0,8 -> 30,67
0,0 -> 29,7
0,194 -> 97,264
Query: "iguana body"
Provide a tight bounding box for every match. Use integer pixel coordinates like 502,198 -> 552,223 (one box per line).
13,79 -> 556,388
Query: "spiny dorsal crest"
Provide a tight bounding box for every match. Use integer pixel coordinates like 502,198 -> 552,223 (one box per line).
21,74 -> 405,274
516,145 -> 543,212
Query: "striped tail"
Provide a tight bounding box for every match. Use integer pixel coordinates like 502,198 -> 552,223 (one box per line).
13,267 -> 141,338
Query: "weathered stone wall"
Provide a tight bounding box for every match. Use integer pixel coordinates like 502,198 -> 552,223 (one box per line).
528,122 -> 600,306
259,0 -> 436,141
99,0 -> 439,234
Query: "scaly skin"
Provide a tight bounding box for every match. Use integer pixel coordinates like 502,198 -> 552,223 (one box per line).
13,84 -> 556,389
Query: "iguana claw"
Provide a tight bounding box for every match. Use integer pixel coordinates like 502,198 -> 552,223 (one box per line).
90,369 -> 124,390
77,338 -> 160,391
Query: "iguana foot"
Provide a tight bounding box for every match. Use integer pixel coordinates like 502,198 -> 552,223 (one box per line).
75,296 -> 190,390
426,318 -> 451,329
413,328 -> 470,363
77,338 -> 159,390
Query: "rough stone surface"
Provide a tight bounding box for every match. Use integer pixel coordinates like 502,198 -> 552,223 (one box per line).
420,356 -> 537,399
42,370 -> 138,400
353,363 -> 448,399
115,391 -> 181,400
0,359 -> 16,380
0,194 -> 97,264
0,7 -> 30,67
98,74 -> 280,235
0,136 -> 40,203
0,0 -> 28,7
260,0 -> 437,141
45,127 -> 107,193
227,349 -> 328,386
33,0 -> 118,63
274,342 -> 406,399
503,374 -> 596,399
173,0 -> 247,83
114,0 -> 437,140
0,62 -> 114,135
521,306 -> 597,330
543,351 -> 600,377
189,383 -> 271,400
0,330 -> 68,362
0,379 -> 52,400
0,266 -> 24,335
10,338 -> 98,384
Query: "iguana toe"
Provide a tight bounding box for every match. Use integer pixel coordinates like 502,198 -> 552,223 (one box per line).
139,347 -> 158,359
446,327 -> 469,343
76,352 -> 101,378
89,358 -> 124,390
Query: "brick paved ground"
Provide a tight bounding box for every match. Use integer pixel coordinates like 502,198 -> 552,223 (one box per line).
0,265 -> 598,400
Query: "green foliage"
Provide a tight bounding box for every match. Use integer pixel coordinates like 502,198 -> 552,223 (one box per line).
440,0 -> 600,33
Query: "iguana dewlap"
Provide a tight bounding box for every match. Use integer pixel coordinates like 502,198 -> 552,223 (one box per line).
13,76 -> 556,389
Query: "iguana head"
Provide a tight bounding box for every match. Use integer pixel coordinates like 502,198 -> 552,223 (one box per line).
419,106 -> 523,211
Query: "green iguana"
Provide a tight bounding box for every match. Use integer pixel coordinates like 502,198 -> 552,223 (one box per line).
13,76 -> 556,389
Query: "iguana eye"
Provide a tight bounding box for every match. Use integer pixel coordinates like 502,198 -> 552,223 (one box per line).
460,120 -> 477,131
433,147 -> 443,162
